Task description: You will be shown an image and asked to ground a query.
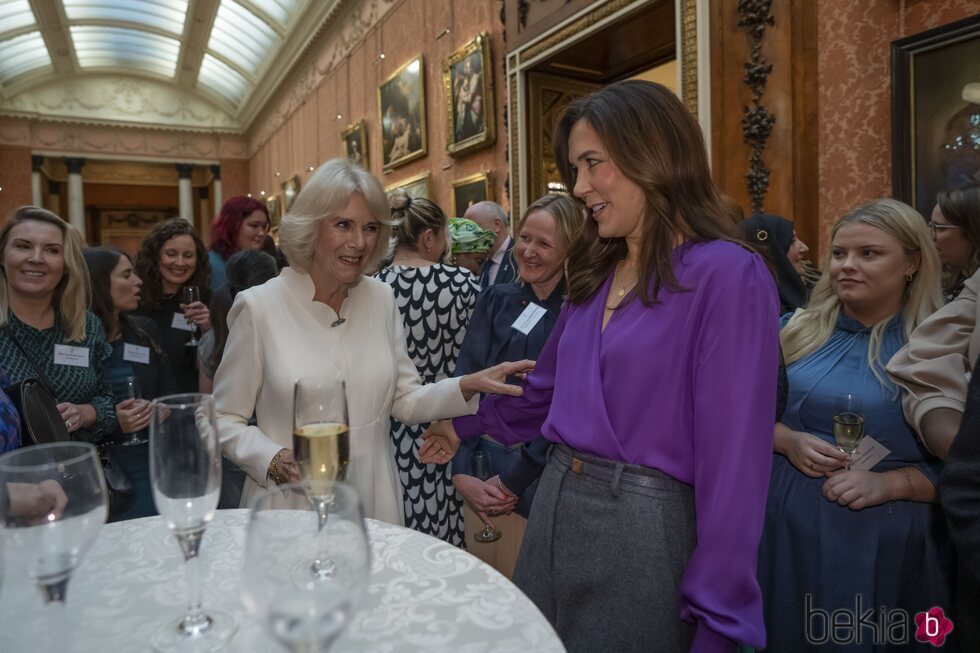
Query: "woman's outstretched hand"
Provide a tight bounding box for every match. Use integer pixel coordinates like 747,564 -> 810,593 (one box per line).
458,359 -> 535,400
418,420 -> 460,464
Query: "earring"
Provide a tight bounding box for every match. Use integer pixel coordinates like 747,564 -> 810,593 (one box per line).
906,273 -> 914,282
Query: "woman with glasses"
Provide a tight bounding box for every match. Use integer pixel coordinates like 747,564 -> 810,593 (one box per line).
889,184 -> 980,459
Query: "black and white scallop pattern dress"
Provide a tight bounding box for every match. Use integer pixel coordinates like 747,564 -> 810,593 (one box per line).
375,263 -> 481,547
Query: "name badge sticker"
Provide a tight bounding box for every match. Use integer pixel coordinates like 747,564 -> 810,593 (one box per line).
511,303 -> 547,336
171,312 -> 195,332
123,343 -> 151,365
54,344 -> 89,368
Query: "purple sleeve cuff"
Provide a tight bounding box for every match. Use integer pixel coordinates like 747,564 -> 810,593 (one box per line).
692,621 -> 738,653
453,414 -> 484,439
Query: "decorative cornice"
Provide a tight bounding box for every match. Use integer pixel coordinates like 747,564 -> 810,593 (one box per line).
737,0 -> 775,213
521,0 -> 636,63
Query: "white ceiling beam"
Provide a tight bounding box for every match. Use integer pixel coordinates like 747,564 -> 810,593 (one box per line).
27,0 -> 76,74
236,0 -> 287,37
177,0 -> 221,87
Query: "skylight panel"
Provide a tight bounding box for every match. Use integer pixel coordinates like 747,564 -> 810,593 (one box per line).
63,0 -> 188,36
247,0 -> 300,27
0,31 -> 52,83
198,53 -> 250,106
0,0 -> 36,36
71,25 -> 180,77
207,0 -> 279,75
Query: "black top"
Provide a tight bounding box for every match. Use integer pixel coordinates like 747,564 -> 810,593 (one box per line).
132,291 -> 209,394
741,213 -> 808,314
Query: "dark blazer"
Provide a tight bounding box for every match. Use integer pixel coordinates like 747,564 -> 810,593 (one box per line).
453,279 -> 564,516
132,290 -> 209,393
940,353 -> 980,650
479,237 -> 517,288
117,316 -> 177,430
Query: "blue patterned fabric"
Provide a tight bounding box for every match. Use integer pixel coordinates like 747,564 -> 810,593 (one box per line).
0,369 -> 21,452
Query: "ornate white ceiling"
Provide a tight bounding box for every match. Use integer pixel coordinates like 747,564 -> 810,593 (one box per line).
0,0 -> 346,133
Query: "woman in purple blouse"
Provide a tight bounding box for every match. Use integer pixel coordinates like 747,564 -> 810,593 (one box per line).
423,80 -> 780,652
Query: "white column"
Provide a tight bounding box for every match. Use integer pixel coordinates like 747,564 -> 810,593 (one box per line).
30,155 -> 43,206
176,164 -> 194,223
64,157 -> 86,238
210,165 -> 222,212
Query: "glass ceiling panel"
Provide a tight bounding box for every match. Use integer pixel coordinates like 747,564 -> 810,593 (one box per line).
208,0 -> 279,75
198,53 -> 249,106
71,25 -> 180,77
0,31 -> 52,83
0,0 -> 36,36
247,0 -> 300,27
63,0 -> 188,36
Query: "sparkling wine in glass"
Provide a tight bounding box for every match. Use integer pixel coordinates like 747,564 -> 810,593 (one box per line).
149,393 -> 236,651
243,481 -> 369,653
181,286 -> 201,347
0,442 -> 108,652
834,394 -> 865,471
293,377 -> 349,579
117,375 -> 147,447
472,451 -> 502,543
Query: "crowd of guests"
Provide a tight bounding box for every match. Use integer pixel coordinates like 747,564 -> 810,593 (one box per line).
1,79 -> 979,652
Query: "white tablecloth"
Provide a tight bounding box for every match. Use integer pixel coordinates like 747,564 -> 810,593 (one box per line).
0,510 -> 564,652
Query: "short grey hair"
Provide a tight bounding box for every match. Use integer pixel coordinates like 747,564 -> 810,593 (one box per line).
279,158 -> 393,273
464,201 -> 507,227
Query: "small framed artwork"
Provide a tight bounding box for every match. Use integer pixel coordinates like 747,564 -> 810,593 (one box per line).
450,171 -> 493,217
379,55 -> 427,170
444,32 -> 495,156
385,172 -> 431,200
892,14 -> 980,216
282,175 -> 301,212
265,195 -> 282,226
342,120 -> 369,169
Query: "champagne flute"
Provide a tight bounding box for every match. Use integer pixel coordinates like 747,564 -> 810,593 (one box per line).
243,481 -> 369,652
181,286 -> 201,347
472,451 -> 502,543
149,393 -> 236,651
0,442 -> 108,653
834,394 -> 865,471
293,376 -> 349,580
117,375 -> 147,447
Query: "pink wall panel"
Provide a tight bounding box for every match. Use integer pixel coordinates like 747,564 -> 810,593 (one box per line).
0,146 -> 33,223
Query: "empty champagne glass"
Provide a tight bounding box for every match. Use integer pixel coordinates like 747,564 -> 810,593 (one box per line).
150,393 -> 236,651
472,451 -> 502,543
834,394 -> 865,471
181,286 -> 201,347
0,442 -> 108,652
116,375 -> 147,447
293,377 -> 349,580
243,481 -> 369,652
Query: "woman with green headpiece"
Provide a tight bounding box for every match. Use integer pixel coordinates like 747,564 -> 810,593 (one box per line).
448,217 -> 495,276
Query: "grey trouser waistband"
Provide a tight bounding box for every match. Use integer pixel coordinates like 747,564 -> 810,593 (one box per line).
551,444 -> 691,495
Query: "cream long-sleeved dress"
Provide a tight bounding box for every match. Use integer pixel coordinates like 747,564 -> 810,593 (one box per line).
213,267 -> 478,523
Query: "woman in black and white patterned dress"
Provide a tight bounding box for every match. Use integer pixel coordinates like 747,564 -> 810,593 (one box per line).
376,192 -> 481,546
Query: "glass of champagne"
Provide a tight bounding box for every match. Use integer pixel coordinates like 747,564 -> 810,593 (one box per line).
834,394 -> 865,471
243,481 -> 369,652
472,451 -> 502,543
181,286 -> 201,347
293,376 -> 349,579
117,375 -> 147,447
0,442 -> 108,652
149,393 -> 236,651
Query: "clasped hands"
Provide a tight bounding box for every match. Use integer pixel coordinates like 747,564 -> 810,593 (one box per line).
453,473 -> 518,530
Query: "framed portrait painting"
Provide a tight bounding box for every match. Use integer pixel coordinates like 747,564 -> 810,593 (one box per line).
282,175 -> 301,212
379,55 -> 427,170
892,14 -> 980,217
444,32 -> 495,156
385,172 -> 431,200
450,171 -> 492,217
265,195 -> 282,227
342,121 -> 369,169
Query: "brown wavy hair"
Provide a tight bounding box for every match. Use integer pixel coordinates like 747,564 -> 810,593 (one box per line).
134,218 -> 210,310
553,80 -> 743,305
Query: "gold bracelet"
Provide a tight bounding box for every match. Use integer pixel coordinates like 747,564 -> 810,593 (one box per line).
268,448 -> 288,485
897,468 -> 914,501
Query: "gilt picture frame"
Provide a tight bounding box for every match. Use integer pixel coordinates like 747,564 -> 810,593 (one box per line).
444,32 -> 495,156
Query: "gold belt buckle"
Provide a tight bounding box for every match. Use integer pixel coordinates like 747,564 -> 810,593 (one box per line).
571,456 -> 584,474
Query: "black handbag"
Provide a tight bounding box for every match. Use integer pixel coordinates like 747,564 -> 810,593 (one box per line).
3,325 -> 136,517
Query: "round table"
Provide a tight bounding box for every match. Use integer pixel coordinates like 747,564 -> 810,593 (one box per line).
0,510 -> 564,652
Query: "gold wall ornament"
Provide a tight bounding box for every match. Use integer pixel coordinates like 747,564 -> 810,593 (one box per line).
385,171 -> 432,200
378,54 -> 427,171
282,175 -> 301,212
450,171 -> 494,217
443,32 -> 497,156
265,195 -> 282,227
341,120 -> 369,170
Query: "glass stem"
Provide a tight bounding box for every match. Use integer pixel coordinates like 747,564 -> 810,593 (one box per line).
40,586 -> 69,653
176,529 -> 211,635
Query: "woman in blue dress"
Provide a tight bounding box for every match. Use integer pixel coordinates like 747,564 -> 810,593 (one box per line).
759,198 -> 952,651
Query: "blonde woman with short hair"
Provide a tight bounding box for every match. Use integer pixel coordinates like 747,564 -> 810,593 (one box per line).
758,198 -> 951,651
0,206 -> 115,441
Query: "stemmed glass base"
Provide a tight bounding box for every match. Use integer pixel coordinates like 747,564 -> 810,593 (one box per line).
474,524 -> 502,543
290,493 -> 338,584
152,610 -> 237,652
120,433 -> 148,447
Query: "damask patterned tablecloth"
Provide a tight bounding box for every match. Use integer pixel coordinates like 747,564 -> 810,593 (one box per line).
0,510 -> 565,652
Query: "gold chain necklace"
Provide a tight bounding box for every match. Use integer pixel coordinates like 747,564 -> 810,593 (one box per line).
607,259 -> 638,308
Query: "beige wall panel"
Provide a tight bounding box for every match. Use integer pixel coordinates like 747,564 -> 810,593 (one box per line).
0,146 -> 33,223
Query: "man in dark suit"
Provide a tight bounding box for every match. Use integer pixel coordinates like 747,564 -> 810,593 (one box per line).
465,201 -> 516,288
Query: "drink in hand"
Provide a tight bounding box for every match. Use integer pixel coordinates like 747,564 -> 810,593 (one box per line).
833,413 -> 865,455
293,422 -> 350,494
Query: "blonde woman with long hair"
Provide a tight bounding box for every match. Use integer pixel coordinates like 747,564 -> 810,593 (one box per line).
0,206 -> 115,441
757,198 -> 951,651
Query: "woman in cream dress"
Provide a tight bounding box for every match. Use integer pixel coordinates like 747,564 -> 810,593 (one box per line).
214,158 -> 528,521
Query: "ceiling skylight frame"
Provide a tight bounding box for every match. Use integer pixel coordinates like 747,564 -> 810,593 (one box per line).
0,31 -> 52,84
206,0 -> 280,76
62,0 -> 188,37
198,53 -> 250,107
71,25 -> 181,78
0,0 -> 37,37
